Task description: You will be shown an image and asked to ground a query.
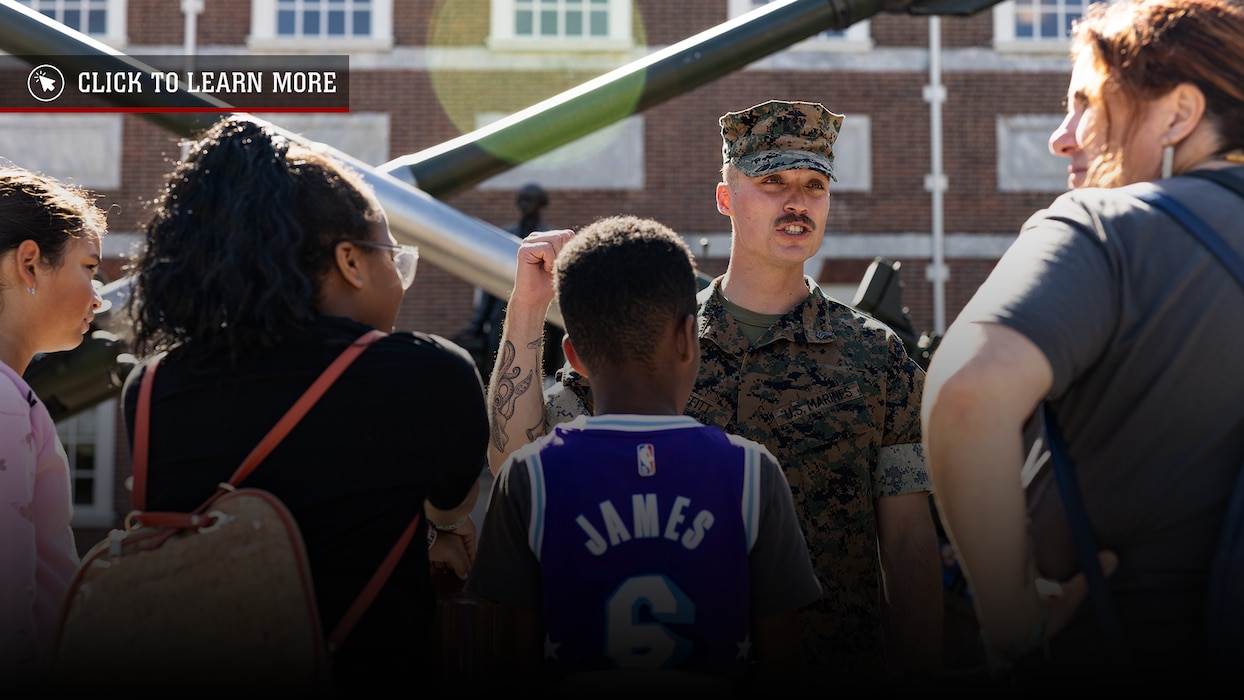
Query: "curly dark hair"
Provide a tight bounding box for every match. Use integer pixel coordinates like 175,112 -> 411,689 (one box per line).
554,215 -> 698,373
0,166 -> 105,277
126,116 -> 382,364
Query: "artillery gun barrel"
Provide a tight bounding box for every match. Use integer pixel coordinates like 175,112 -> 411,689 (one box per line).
379,0 -> 1002,198
379,0 -> 869,199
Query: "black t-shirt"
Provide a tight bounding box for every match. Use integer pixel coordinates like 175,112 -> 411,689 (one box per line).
121,315 -> 488,691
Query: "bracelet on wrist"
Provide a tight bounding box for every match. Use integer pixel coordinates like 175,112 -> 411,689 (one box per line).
430,514 -> 470,532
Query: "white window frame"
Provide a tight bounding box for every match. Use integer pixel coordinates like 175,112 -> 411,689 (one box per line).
249,0 -> 393,53
993,0 -> 1089,54
14,0 -> 127,48
60,399 -> 116,529
728,0 -> 872,54
488,0 -> 633,52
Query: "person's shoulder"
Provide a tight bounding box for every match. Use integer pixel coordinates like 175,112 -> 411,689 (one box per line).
548,369 -> 592,419
495,444 -> 540,492
0,362 -> 31,414
695,278 -> 721,307
1029,181 -> 1218,250
333,330 -> 484,396
375,330 -> 478,368
807,284 -> 903,345
719,430 -> 776,459
118,353 -> 159,404
1035,183 -> 1161,232
389,333 -> 483,386
722,431 -> 786,478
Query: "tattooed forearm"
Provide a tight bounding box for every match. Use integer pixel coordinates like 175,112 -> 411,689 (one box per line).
489,339 -> 535,453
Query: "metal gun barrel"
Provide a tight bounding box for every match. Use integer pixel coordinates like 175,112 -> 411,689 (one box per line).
379,0 -> 867,198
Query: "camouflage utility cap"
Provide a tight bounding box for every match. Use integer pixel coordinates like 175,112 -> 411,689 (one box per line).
720,100 -> 845,182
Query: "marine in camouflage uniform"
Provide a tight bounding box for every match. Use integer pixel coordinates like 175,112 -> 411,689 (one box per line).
547,276 -> 929,673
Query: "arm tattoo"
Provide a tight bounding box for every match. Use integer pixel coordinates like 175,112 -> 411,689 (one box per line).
489,339 -> 535,453
523,337 -> 547,443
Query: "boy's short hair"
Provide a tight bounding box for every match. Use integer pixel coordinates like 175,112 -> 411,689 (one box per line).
554,215 -> 698,372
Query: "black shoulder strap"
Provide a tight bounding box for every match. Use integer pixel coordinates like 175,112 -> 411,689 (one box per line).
1132,182 -> 1244,291
1043,404 -> 1130,661
1180,167 -> 1244,676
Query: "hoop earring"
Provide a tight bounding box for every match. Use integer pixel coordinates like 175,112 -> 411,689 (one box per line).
1161,144 -> 1174,179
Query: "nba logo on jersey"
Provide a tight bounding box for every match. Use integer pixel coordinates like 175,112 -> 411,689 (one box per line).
637,443 -> 656,477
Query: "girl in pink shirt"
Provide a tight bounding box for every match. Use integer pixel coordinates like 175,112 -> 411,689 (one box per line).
0,167 -> 105,685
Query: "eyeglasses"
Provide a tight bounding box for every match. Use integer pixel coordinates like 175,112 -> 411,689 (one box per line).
351,240 -> 419,290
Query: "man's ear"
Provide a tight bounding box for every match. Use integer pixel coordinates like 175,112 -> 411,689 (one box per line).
563,334 -> 589,378
715,181 -> 732,217
333,241 -> 366,290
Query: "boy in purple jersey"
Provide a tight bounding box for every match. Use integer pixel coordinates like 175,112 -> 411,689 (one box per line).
465,215 -> 820,695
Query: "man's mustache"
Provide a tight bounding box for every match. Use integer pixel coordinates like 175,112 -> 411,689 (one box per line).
775,213 -> 815,230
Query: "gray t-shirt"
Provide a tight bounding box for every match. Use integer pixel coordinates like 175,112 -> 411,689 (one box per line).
954,169 -> 1244,625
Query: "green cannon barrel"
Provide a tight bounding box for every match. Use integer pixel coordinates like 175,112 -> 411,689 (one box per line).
379,0 -> 999,199
380,0 -> 861,198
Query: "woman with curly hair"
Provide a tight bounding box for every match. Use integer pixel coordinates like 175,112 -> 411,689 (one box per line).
122,116 -> 488,694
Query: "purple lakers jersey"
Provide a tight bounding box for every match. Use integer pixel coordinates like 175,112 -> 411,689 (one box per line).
516,414 -> 764,682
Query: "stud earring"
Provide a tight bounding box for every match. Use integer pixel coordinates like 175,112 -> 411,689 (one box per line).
26,287 -> 35,295
1161,144 -> 1174,179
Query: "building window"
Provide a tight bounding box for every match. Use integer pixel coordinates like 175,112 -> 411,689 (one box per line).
255,112 -> 390,166
996,114 -> 1071,192
58,400 -> 116,529
515,0 -> 608,39
277,0 -> 371,39
830,115 -> 871,194
0,115 -> 123,191
993,0 -> 1090,53
14,0 -> 126,46
489,0 -> 632,51
251,0 -> 393,51
728,0 -> 872,52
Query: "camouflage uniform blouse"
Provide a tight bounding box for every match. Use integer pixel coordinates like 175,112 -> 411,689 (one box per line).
547,277 -> 930,672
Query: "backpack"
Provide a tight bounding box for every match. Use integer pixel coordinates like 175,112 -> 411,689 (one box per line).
1047,168 -> 1244,676
52,330 -> 421,693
